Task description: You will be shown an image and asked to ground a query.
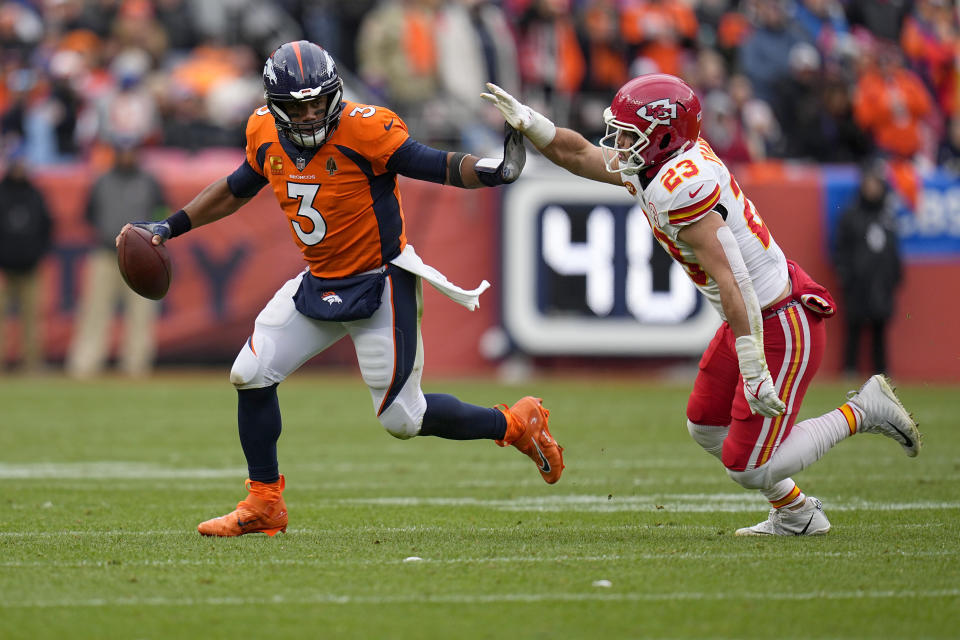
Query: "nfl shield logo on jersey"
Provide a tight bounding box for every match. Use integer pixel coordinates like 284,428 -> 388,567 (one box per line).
295,156 -> 307,171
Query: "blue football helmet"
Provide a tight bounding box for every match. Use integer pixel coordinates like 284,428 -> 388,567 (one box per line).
263,40 -> 343,148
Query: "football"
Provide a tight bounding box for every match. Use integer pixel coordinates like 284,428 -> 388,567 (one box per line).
116,225 -> 172,300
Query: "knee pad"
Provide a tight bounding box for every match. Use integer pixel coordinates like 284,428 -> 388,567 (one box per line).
687,421 -> 728,460
230,335 -> 281,389
377,399 -> 424,440
726,465 -> 774,490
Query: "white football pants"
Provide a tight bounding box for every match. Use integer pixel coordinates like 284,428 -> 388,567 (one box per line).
229,267 -> 427,439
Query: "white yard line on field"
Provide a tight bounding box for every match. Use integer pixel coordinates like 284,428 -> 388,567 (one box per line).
0,463 -> 243,479
3,493 -> 959,516
2,589 -> 958,609
0,461 -> 952,485
1,548 -> 956,569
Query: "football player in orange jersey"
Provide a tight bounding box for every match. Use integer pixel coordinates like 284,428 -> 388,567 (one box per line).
483,74 -> 921,536
120,41 -> 563,537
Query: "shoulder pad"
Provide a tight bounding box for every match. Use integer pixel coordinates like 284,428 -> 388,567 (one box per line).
665,177 -> 722,226
245,107 -> 278,142
341,102 -> 406,136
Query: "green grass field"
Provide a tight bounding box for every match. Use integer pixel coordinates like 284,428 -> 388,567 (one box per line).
1,372 -> 957,639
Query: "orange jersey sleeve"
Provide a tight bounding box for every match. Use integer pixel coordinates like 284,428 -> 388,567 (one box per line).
243,101 -> 411,278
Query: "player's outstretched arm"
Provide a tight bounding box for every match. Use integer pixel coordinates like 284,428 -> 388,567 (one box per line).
481,83 -> 619,186
117,177 -> 252,247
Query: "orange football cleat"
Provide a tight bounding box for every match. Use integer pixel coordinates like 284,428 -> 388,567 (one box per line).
496,396 -> 564,484
197,475 -> 288,537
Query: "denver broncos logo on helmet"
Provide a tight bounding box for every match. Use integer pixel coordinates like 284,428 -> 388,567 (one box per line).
638,99 -> 678,125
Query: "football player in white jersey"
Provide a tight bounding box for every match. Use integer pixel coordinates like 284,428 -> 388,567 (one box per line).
483,74 -> 922,535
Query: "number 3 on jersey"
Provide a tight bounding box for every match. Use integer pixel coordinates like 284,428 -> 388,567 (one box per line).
288,182 -> 326,245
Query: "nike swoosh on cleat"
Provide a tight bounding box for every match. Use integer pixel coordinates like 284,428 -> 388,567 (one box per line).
797,513 -> 815,535
531,439 -> 551,473
236,518 -> 258,528
886,420 -> 913,448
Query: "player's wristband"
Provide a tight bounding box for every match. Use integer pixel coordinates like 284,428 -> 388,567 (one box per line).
525,109 -> 557,148
164,209 -> 192,238
448,152 -> 469,188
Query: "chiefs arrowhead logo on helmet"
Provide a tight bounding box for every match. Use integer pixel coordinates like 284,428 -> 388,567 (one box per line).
599,74 -> 702,174
638,99 -> 678,125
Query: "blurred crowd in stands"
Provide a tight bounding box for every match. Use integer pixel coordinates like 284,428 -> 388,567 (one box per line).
0,0 -> 958,196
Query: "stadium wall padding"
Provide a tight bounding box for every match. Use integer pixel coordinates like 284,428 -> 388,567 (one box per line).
19,153 -> 960,382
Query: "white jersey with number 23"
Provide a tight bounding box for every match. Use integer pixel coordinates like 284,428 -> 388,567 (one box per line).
620,138 -> 789,320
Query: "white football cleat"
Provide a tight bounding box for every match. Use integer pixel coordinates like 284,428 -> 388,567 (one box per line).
847,374 -> 921,457
735,497 -> 831,536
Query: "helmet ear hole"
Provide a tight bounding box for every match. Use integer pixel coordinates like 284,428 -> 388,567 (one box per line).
659,133 -> 672,150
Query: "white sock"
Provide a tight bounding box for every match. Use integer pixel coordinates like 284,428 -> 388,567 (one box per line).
761,479 -> 806,509
763,409 -> 852,481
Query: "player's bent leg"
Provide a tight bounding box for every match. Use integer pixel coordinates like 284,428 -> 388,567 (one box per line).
420,394 -> 509,440
685,324 -> 738,462
236,384 -> 282,482
201,272 -> 347,536
377,389 -> 428,439
726,464 -> 773,490
687,421 -> 728,460
353,317 -> 426,439
198,476 -> 288,537
351,267 -> 427,439
230,273 -> 347,390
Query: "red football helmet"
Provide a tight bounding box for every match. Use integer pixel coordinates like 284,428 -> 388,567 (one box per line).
599,74 -> 702,175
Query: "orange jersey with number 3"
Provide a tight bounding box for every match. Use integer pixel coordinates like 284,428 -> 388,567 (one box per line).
244,101 -> 410,278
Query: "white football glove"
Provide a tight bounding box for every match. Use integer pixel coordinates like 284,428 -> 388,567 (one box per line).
735,335 -> 786,418
481,83 -> 557,148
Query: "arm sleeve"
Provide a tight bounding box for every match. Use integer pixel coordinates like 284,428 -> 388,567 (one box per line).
227,161 -> 270,198
716,224 -> 764,342
385,138 -> 449,184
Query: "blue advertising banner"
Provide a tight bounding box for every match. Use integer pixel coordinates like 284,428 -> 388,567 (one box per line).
823,166 -> 960,261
